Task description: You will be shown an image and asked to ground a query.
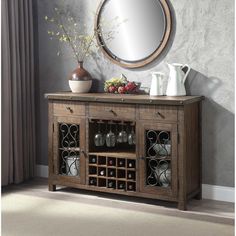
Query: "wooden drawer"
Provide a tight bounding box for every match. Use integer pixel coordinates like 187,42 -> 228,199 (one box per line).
88,103 -> 135,120
139,105 -> 177,122
53,101 -> 85,116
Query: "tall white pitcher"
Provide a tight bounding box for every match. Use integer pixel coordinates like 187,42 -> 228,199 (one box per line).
166,63 -> 191,96
149,72 -> 165,96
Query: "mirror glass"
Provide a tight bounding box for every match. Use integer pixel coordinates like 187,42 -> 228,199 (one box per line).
96,0 -> 172,68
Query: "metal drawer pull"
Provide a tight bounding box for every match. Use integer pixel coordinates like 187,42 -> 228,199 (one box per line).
66,106 -> 73,113
156,111 -> 165,119
105,108 -> 117,116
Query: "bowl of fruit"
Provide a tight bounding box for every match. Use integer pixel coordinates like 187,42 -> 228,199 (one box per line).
104,74 -> 140,94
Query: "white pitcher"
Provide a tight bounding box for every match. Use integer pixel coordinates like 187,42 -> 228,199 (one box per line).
149,72 -> 165,96
166,63 -> 191,96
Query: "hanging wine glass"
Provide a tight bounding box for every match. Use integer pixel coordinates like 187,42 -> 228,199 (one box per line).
106,122 -> 116,147
94,121 -> 105,146
128,124 -> 135,145
117,121 -> 128,143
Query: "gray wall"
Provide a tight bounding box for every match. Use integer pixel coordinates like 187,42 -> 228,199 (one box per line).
35,0 -> 234,187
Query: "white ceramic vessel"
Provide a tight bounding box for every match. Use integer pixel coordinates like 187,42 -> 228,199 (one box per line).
69,80 -> 92,93
149,72 -> 165,96
66,156 -> 80,176
166,63 -> 191,96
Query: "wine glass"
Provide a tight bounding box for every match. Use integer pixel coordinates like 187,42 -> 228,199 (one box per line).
128,125 -> 135,145
106,122 -> 116,147
94,121 -> 105,146
117,122 -> 128,143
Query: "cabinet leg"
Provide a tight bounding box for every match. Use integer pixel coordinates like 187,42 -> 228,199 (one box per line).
178,201 -> 187,211
49,184 -> 56,191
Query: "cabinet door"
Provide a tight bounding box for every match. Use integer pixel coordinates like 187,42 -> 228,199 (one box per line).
53,116 -> 86,184
138,122 -> 178,198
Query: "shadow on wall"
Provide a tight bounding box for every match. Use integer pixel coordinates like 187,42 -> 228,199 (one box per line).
202,98 -> 234,186
90,52 -> 106,93
186,69 -> 234,187
185,69 -> 222,97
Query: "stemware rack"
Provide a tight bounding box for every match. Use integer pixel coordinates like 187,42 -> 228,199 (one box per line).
89,119 -> 136,153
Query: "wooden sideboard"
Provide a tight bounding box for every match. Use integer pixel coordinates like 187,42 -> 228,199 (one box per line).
45,92 -> 204,210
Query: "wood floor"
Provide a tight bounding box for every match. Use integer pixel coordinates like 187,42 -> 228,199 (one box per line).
2,177 -> 234,225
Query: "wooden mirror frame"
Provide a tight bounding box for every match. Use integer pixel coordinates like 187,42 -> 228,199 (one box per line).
95,0 -> 172,69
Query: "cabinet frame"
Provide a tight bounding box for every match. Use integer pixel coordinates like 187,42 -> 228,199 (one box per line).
46,93 -> 204,210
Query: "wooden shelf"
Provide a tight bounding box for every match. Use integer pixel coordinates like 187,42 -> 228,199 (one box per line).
88,164 -> 97,167
89,152 -> 136,158
97,164 -> 107,167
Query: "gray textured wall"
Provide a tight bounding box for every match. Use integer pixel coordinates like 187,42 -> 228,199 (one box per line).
35,0 -> 234,187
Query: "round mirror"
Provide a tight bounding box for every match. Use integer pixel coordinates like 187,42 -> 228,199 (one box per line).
95,0 -> 172,68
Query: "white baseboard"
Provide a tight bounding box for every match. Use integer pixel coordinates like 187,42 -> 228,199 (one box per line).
202,184 -> 234,203
36,165 -> 234,203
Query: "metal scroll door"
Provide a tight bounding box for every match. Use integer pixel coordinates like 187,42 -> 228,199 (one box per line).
139,122 -> 178,198
53,116 -> 86,184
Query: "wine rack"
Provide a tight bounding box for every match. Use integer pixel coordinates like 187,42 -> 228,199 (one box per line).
88,155 -> 136,192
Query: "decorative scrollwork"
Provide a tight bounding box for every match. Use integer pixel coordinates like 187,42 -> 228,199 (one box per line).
60,150 -> 80,176
60,123 -> 79,148
146,130 -> 171,158
146,130 -> 171,187
59,123 -> 80,176
146,158 -> 171,187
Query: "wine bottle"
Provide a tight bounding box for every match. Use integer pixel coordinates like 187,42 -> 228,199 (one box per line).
119,183 -> 125,189
89,179 -> 97,185
119,160 -> 125,167
91,157 -> 96,163
108,181 -> 114,188
128,184 -> 134,190
108,159 -> 114,166
100,170 -> 105,176
128,162 -> 133,168
128,173 -> 133,179
109,170 -> 115,177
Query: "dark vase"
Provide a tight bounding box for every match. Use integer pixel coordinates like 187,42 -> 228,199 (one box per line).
69,61 -> 92,81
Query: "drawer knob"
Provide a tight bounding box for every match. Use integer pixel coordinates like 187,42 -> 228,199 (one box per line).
66,107 -> 73,113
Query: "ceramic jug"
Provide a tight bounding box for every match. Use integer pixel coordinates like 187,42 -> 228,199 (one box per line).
149,72 -> 165,96
166,63 -> 191,96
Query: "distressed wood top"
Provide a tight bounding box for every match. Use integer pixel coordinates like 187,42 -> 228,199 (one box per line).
45,92 -> 204,105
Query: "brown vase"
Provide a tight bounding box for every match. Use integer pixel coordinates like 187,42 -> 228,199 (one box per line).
69,61 -> 92,81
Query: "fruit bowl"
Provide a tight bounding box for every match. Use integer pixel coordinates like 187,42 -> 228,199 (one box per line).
104,74 -> 139,94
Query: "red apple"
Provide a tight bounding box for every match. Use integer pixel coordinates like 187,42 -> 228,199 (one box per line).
125,82 -> 137,92
118,86 -> 126,94
108,86 -> 117,93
